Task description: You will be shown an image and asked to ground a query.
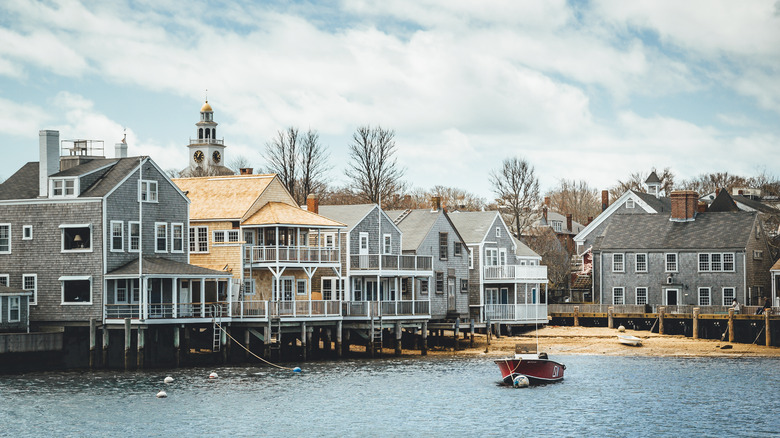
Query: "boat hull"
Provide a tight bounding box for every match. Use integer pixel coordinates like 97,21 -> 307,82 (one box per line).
617,335 -> 642,346
494,357 -> 565,385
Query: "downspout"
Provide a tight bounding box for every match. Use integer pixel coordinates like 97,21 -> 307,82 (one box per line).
102,189 -> 107,325
139,157 -> 144,321
599,252 -> 603,305
743,252 -> 747,305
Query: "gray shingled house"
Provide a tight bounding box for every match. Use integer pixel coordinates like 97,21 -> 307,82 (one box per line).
388,198 -> 470,321
593,191 -> 773,308
0,285 -> 32,333
448,211 -> 548,327
0,130 -> 231,337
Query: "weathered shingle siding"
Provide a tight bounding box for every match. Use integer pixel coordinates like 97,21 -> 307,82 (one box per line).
468,244 -> 481,321
0,295 -> 29,331
0,201 -> 104,323
348,209 -> 401,256
745,219 -> 773,302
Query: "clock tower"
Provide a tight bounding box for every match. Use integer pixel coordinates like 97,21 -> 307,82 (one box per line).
184,100 -> 232,176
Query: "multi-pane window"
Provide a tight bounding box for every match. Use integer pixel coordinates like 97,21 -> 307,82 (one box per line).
711,254 -> 721,271
636,287 -> 648,305
111,221 -> 124,251
23,274 -> 37,305
613,287 -> 624,305
383,234 -> 392,255
698,287 -> 711,306
454,242 -> 462,256
485,248 -> 498,266
140,180 -> 158,202
698,253 -> 735,272
552,221 -> 562,232
172,224 -> 184,252
435,273 -> 444,294
469,249 -> 473,269
296,279 -> 307,296
439,233 -> 448,260
190,226 -> 209,253
0,224 -> 9,253
665,253 -> 677,272
723,287 -> 735,305
635,254 -> 647,272
461,279 -> 468,293
723,254 -> 734,271
213,230 -> 240,243
420,279 -> 428,294
0,275 -> 8,287
612,254 -> 624,272
698,253 -> 710,271
8,296 -> 20,322
116,279 -> 128,303
155,223 -> 168,252
129,222 -> 140,252
499,249 -> 507,266
52,179 -> 76,197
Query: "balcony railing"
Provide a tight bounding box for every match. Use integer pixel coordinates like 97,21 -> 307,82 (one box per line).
342,300 -> 430,317
189,138 -> 224,146
483,265 -> 548,282
350,254 -> 433,271
245,245 -> 340,264
105,302 -> 229,320
485,304 -> 548,322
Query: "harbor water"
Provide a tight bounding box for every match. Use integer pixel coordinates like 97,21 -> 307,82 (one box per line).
1,355 -> 778,437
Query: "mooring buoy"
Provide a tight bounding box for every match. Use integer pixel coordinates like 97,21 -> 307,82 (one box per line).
617,325 -> 626,332
293,367 -> 302,373
164,376 -> 174,384
209,372 -> 218,379
513,375 -> 530,388
156,390 -> 168,398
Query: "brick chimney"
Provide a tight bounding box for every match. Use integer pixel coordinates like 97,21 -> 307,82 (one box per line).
601,190 -> 609,212
306,193 -> 319,214
670,190 -> 698,222
542,206 -> 548,222
587,216 -> 593,225
544,196 -> 550,207
431,196 -> 441,212
566,213 -> 573,232
239,168 -> 253,175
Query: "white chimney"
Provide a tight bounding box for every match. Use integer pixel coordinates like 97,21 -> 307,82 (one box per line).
39,130 -> 60,197
115,136 -> 128,158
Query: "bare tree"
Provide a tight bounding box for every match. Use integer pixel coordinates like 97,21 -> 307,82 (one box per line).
319,184 -> 366,206
523,228 -> 571,300
680,171 -> 747,195
177,165 -> 235,178
490,156 -> 539,237
346,125 -> 406,205
609,167 -> 675,200
227,154 -> 254,173
296,129 -> 330,202
165,168 -> 180,179
265,127 -> 299,198
545,179 -> 600,224
748,168 -> 780,197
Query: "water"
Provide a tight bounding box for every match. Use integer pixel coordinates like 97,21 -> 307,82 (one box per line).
1,355 -> 778,437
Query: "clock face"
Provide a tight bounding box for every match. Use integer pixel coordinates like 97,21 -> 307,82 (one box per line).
212,150 -> 221,163
194,150 -> 204,163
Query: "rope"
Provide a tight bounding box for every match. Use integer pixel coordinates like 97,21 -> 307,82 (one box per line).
215,321 -> 294,371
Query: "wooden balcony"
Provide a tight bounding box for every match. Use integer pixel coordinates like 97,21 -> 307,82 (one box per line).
483,265 -> 547,283
245,245 -> 340,266
485,303 -> 548,323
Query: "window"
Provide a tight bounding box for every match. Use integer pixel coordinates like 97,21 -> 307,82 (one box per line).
626,199 -> 635,209
214,230 -> 240,243
454,242 -> 462,257
190,226 -> 209,253
436,272 -> 444,294
635,254 -> 647,272
753,250 -> 763,260
129,222 -> 140,252
140,180 -> 158,202
710,253 -> 721,271
61,276 -> 91,304
699,253 -> 736,272
23,274 -> 37,305
612,254 -> 624,272
552,221 -> 562,232
723,253 -> 734,271
172,223 -> 184,253
322,233 -> 335,247
420,279 -> 428,294
359,232 -> 368,252
461,279 -> 468,293
496,227 -> 501,238
155,223 -> 168,252
0,224 -> 9,253
665,253 -> 677,272
110,221 -> 124,252
383,234 -> 392,255
353,279 -> 363,300
485,248 -> 498,266
115,279 -> 128,303
243,278 -> 255,296
722,287 -> 735,305
698,287 -> 711,306
499,249 -> 507,266
51,178 -> 77,197
698,253 -> 710,272
61,225 -> 91,251
613,287 -> 624,305
8,296 -> 20,322
636,287 -> 648,305
0,275 -> 8,287
296,279 -> 307,296
23,225 -> 32,240
469,249 -> 474,269
439,232 -> 448,260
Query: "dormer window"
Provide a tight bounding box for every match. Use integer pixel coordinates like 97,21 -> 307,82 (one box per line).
551,221 -> 562,232
51,178 -> 77,198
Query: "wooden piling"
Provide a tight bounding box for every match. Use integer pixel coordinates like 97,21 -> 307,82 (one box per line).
728,308 -> 735,343
469,319 -> 475,347
263,325 -> 271,359
485,317 -> 491,353
102,325 -> 109,368
692,307 -> 700,339
244,328 -> 251,362
658,307 -> 665,335
607,307 -> 614,329
765,308 -> 772,347
421,322 -> 428,356
324,328 -> 332,356
301,322 -> 307,361
395,322 -> 402,356
89,318 -> 96,369
369,319 -> 376,358
454,318 -> 460,351
221,325 -> 229,364
124,318 -> 131,370
136,327 -> 145,369
573,306 -> 580,327
336,321 -> 343,358
173,326 -> 180,368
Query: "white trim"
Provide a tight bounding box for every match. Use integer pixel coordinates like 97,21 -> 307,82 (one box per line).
383,233 -> 392,255
664,288 -> 680,306
171,223 -> 185,253
665,253 -> 678,272
190,225 -> 209,253
61,224 -> 93,253
635,287 -> 648,305
722,287 -> 736,306
612,287 -> 625,305
0,274 -> 8,287
7,295 -> 20,323
612,253 -> 625,272
635,253 -> 647,273
128,221 -> 140,253
296,278 -> 307,296
139,179 -> 159,203
155,222 -> 168,253
22,225 -> 33,240
110,220 -> 124,252
22,273 -> 37,305
0,198 -> 102,206
60,276 -> 93,305
0,223 -> 10,254
698,287 -> 711,306
49,177 -> 79,198
574,190 -> 658,249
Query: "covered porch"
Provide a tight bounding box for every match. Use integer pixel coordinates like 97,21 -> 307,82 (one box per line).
483,281 -> 548,324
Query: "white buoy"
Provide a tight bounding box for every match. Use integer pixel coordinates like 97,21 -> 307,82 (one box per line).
617,325 -> 626,333
156,390 -> 168,398
513,375 -> 530,388
208,372 -> 218,379
164,376 -> 174,384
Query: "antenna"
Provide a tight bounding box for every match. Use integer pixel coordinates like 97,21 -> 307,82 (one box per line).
205,88 -> 208,102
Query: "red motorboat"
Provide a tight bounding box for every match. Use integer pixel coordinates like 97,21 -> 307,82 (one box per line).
495,345 -> 565,385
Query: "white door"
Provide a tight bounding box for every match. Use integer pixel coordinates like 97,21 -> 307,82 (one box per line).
359,232 -> 369,268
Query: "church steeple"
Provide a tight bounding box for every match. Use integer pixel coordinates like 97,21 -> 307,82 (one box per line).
185,98 -> 231,176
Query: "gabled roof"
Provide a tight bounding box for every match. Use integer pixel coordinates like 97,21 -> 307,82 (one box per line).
532,210 -> 585,235
243,202 -> 345,227
447,211 -> 502,244
707,190 -> 740,212
771,258 -> 780,272
511,236 -> 540,258
53,158 -> 117,177
0,162 -> 39,200
574,190 -> 670,244
593,211 -> 757,251
318,204 -> 377,232
733,195 -> 780,214
82,158 -> 148,198
173,174 -> 276,220
633,191 -> 671,212
107,257 -> 232,276
393,209 -> 467,252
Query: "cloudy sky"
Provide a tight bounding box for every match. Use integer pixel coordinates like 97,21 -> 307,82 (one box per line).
1,0 -> 778,199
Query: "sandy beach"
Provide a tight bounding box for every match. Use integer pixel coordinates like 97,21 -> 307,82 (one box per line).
421,325 -> 780,358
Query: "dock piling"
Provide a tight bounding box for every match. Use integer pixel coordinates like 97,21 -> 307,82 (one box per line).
301,322 -> 307,361
728,308 -> 735,343
136,327 -> 145,369
124,318 -> 131,370
395,322 -> 402,356
454,318 -> 460,351
607,307 -> 614,329
766,309 -> 772,347
336,321 -> 343,358
573,306 -> 580,327
692,307 -> 700,339
421,322 -> 428,356
659,307 -> 666,335
89,318 -> 96,369
173,326 -> 180,368
469,319 -> 475,347
102,324 -> 109,368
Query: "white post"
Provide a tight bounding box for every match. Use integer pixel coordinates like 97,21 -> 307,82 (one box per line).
172,277 -> 178,319
200,278 -> 205,318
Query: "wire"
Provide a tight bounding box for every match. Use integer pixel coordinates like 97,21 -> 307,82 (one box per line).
215,321 -> 295,371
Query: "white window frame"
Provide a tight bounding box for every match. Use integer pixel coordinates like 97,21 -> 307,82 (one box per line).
419,278 -> 428,295
50,178 -> 78,198
499,248 -> 507,266
698,253 -> 710,272
698,287 -> 711,306
753,250 -> 763,260
635,253 -> 647,273
722,287 -> 736,306
128,221 -> 140,253
0,274 -> 8,287
626,199 -> 635,209
460,278 -> 468,293
383,233 -> 392,255
468,248 -> 474,269
190,226 -> 209,253
22,225 -> 33,240
485,248 -> 498,266
612,253 -> 624,272
665,253 -> 678,272
23,274 -> 37,305
635,287 -> 648,305
296,278 -> 307,296
723,253 -> 735,272
359,232 -> 369,251
171,223 -> 184,253
551,221 -> 562,232
0,224 -> 10,253
110,220 -> 124,252
60,224 -> 93,253
698,252 -> 736,272
155,222 -> 168,253
213,230 -> 241,244
60,275 -> 92,305
139,180 -> 158,202
322,232 -> 335,247
613,287 -> 625,305
495,227 -> 501,238
8,296 -> 20,322
115,279 -> 129,304
454,242 -> 462,257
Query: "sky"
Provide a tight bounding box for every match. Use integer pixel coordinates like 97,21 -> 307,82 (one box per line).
1,0 -> 779,200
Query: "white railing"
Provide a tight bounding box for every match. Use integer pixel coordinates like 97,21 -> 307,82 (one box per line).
105,302 -> 228,320
246,245 -> 340,264
342,300 -> 430,317
267,300 -> 342,318
485,304 -> 548,322
483,265 -> 548,282
232,300 -> 268,318
189,138 -> 224,145
350,254 -> 433,271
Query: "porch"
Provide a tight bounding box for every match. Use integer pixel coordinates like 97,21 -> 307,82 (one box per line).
349,254 -> 433,272
483,264 -> 547,283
